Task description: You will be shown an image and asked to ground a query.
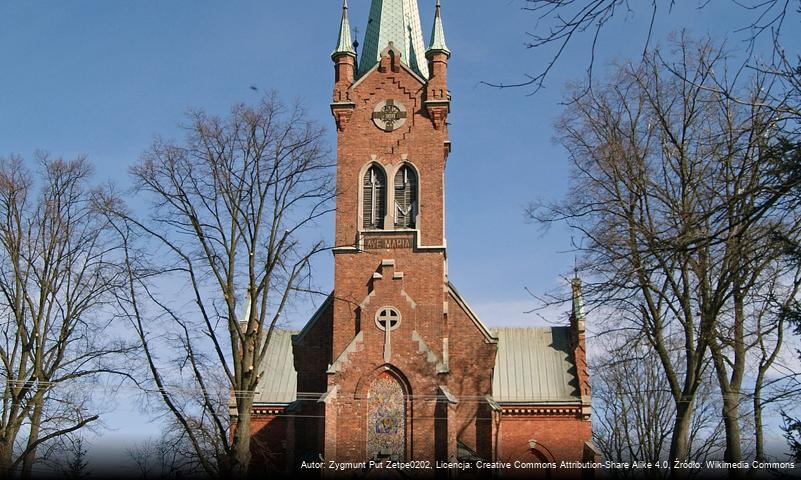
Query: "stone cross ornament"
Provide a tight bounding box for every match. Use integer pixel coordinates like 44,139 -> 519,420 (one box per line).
372,99 -> 407,132
376,307 -> 401,362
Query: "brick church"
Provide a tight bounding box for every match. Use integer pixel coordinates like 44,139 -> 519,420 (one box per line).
246,0 -> 597,474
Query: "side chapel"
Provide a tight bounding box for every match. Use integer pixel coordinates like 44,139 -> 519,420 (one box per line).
244,0 -> 597,475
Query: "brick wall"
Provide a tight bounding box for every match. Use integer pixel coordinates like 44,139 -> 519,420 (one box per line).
498,413 -> 591,462
445,290 -> 497,459
250,413 -> 290,472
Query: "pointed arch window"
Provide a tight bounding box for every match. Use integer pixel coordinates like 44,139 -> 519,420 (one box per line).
363,166 -> 386,230
367,371 -> 406,461
394,165 -> 417,229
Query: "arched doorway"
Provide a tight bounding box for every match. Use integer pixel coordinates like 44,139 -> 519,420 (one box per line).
367,371 -> 406,461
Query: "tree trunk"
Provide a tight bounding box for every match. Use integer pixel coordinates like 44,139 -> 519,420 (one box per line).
20,395 -> 44,480
230,397 -> 254,478
0,440 -> 14,479
669,396 -> 694,464
721,390 -> 743,466
753,380 -> 765,463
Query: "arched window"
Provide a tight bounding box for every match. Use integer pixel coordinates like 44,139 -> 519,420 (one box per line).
367,371 -> 406,461
394,165 -> 417,229
363,166 -> 386,229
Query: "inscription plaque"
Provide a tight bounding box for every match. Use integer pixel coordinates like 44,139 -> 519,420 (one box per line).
364,236 -> 414,250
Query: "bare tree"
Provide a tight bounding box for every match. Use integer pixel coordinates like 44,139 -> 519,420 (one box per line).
0,154 -> 131,478
103,94 -> 334,478
773,66 -> 801,461
59,436 -> 90,480
592,334 -> 725,478
535,36 -> 801,469
127,428 -> 198,480
487,0 -> 798,93
749,270 -> 801,462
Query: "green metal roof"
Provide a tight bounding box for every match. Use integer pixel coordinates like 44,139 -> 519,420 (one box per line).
253,329 -> 298,405
358,0 -> 429,79
492,327 -> 581,404
427,0 -> 449,55
333,0 -> 356,58
252,323 -> 580,406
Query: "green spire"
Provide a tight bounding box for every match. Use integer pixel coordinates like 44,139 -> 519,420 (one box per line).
427,0 -> 449,56
358,0 -> 429,79
333,0 -> 356,58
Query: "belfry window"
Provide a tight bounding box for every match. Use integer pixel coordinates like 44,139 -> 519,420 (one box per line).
394,166 -> 417,229
363,166 -> 386,229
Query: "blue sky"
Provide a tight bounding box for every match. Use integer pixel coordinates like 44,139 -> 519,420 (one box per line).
1,0 -> 798,469
4,0 -> 781,328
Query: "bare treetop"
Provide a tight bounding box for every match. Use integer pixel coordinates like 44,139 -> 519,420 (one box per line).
106,94 -> 334,478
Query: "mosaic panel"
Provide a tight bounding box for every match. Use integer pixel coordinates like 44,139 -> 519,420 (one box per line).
367,371 -> 406,460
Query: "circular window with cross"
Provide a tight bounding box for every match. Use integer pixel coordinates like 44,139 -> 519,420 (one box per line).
375,307 -> 401,331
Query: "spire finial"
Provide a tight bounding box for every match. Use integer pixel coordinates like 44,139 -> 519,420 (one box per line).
427,0 -> 450,57
333,0 -> 357,59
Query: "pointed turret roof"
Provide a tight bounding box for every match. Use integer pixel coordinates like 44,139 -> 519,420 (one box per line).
427,0 -> 449,56
333,0 -> 356,58
571,277 -> 586,335
358,0 -> 429,79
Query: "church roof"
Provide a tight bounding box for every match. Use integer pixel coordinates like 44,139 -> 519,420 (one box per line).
358,0 -> 429,79
252,325 -> 581,406
491,327 -> 581,404
253,329 -> 298,405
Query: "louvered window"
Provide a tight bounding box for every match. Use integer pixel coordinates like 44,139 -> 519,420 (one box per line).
363,166 -> 386,229
394,166 -> 417,229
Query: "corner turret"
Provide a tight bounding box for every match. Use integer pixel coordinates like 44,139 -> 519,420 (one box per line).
425,0 -> 450,129
570,276 -> 592,419
331,0 -> 357,130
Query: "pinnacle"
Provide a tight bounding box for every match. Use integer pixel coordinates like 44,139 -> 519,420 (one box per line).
333,0 -> 356,58
427,0 -> 450,56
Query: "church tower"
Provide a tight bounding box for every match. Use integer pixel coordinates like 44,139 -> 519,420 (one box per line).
261,1 -> 594,472
305,0 -> 497,464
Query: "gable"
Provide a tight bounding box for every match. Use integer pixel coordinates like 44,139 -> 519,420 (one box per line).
447,282 -> 497,343
291,294 -> 333,345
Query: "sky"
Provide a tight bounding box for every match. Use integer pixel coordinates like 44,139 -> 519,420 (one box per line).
1,0 -> 799,472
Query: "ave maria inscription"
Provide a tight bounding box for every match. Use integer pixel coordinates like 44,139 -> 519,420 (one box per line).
363,235 -> 414,250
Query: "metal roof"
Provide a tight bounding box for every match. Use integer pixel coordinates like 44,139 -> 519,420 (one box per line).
252,326 -> 580,406
491,327 -> 580,404
358,0 -> 429,79
253,329 -> 298,405
333,0 -> 356,58
427,0 -> 449,55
